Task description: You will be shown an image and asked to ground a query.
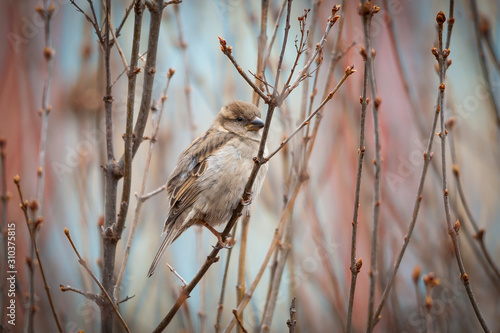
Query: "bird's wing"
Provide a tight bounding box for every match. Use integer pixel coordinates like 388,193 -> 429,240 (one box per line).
163,129 -> 235,231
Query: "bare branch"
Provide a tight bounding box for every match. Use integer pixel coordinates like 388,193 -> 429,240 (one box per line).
64,228 -> 131,333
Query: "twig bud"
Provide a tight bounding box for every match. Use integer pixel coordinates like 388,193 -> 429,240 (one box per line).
13,175 -> 20,184
167,67 -> 175,78
473,228 -> 485,241
43,46 -> 55,60
412,265 -> 421,283
454,220 -> 460,234
436,11 -> 446,25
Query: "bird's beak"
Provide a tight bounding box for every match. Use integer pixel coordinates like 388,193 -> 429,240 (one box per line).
247,117 -> 265,131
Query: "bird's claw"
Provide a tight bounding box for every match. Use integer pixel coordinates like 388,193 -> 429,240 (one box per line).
212,236 -> 236,250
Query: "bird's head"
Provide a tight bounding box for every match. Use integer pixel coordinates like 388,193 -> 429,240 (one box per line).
214,101 -> 265,139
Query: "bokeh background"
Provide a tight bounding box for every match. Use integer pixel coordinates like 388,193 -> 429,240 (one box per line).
1,0 -> 500,332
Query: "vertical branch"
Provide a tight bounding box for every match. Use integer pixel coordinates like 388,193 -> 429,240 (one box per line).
345,48 -> 369,333
371,1 -> 456,326
114,68 -> 174,299
114,0 -> 145,271
214,224 -> 237,333
236,212 -> 251,333
346,3 -> 371,333
101,0 -> 117,331
36,0 -> 55,213
361,2 -> 382,332
253,0 -> 269,106
435,11 -> 491,332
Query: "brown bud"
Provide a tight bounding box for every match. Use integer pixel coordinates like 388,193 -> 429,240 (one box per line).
374,97 -> 382,108
331,15 -> 340,24
98,215 -> 104,227
446,59 -> 452,68
412,265 -> 421,283
356,258 -> 363,272
37,166 -> 43,176
454,220 -> 460,234
13,175 -> 20,184
371,49 -> 376,58
372,5 -> 380,14
359,46 -> 367,60
452,164 -> 459,177
425,295 -> 432,310
431,46 -> 438,58
332,4 -> 341,14
43,46 -> 54,60
0,137 -> 6,150
358,2 -> 372,16
64,228 -> 69,235
474,228 -> 485,240
167,67 -> 175,78
436,11 -> 446,24
28,199 -> 39,211
439,83 -> 445,91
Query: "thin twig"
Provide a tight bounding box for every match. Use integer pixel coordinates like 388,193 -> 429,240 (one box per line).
136,185 -> 166,201
115,0 -> 136,37
14,176 -> 63,332
60,284 -> 100,302
263,0 -> 287,73
223,183 -> 303,333
233,309 -> 249,333
167,263 -> 188,287
108,18 -> 129,75
371,1 -> 456,326
362,3 -> 383,332
435,10 -> 491,332
218,36 -> 270,102
64,228 -> 131,333
449,138 -> 500,280
70,0 -> 104,45
236,212 -> 251,333
264,66 -> 355,162
253,0 -> 269,106
345,52 -> 370,333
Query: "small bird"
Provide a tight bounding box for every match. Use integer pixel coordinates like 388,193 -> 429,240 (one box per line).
148,100 -> 268,277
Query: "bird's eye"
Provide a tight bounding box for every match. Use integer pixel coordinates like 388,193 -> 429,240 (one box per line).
236,116 -> 243,122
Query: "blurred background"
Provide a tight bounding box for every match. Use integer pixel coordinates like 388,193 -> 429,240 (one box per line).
1,0 -> 499,332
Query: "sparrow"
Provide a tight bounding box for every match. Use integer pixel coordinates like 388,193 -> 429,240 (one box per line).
148,100 -> 268,277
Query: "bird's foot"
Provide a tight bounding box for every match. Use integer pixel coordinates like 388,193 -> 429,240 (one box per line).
201,221 -> 235,249
212,235 -> 236,249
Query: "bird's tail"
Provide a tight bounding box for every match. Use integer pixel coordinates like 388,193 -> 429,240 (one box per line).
147,224 -> 179,277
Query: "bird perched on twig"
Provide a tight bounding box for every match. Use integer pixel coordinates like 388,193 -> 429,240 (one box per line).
148,100 -> 268,277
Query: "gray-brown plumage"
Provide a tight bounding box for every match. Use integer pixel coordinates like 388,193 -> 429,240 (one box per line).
148,101 -> 268,277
